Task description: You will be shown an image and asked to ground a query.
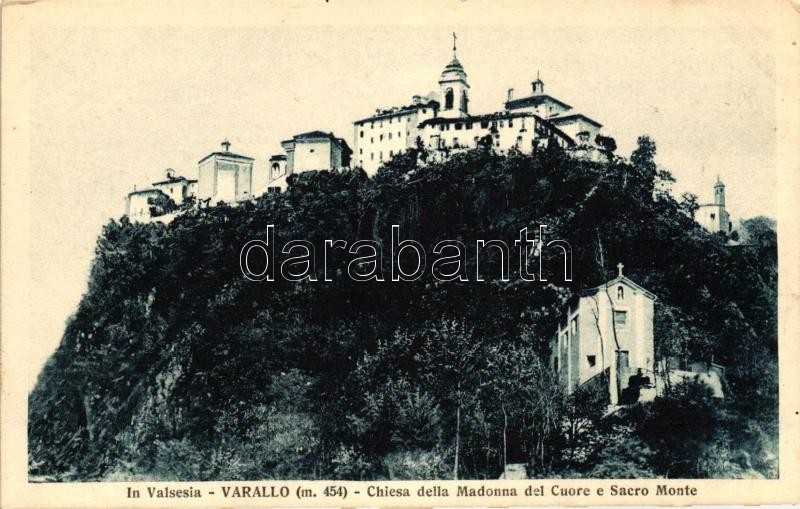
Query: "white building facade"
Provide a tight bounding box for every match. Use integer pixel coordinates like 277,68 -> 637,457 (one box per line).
151,168 -> 197,206
263,131 -> 352,193
352,97 -> 439,174
550,264 -> 657,406
125,189 -> 169,222
196,141 -> 254,206
351,44 -> 607,174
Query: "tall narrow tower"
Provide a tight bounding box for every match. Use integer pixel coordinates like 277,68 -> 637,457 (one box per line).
531,70 -> 544,94
438,33 -> 470,119
714,174 -> 726,207
697,174 -> 732,234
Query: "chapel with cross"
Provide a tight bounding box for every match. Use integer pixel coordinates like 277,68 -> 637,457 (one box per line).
549,263 -> 658,407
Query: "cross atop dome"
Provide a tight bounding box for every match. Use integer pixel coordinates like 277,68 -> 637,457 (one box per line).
221,139 -> 231,152
617,262 -> 625,277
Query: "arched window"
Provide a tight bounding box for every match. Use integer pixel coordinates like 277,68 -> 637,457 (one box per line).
271,162 -> 280,176
617,285 -> 624,300
444,88 -> 454,110
460,90 -> 468,112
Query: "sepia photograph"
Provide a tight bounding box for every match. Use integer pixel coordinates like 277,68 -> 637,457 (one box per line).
2,0 -> 799,507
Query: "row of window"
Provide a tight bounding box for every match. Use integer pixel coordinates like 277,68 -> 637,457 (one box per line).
560,309 -> 627,330
555,309 -> 628,357
553,353 -> 600,375
358,110 -> 428,132
435,118 -> 517,132
357,149 -> 400,164
368,149 -> 398,161
361,130 -> 409,143
553,350 -> 630,375
552,306 -> 631,376
433,134 -> 526,150
358,115 -> 522,138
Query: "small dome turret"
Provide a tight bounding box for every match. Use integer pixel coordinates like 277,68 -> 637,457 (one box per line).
441,56 -> 467,80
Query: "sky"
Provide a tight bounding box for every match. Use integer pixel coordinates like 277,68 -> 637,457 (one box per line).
26,25 -> 777,388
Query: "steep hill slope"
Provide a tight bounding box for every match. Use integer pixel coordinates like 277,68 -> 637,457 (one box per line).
29,140 -> 777,480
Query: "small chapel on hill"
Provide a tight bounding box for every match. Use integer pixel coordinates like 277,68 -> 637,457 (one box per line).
550,263 -> 725,408
550,264 -> 657,407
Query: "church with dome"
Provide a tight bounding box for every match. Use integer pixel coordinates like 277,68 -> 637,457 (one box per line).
351,35 -> 605,174
128,35 -> 735,232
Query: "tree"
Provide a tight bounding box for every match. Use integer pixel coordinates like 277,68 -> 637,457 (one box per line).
594,134 -> 617,155
741,216 -> 777,265
147,193 -> 177,217
680,192 -> 699,219
415,319 -> 482,480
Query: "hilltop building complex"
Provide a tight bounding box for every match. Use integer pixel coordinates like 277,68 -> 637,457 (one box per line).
123,36 -> 732,241
352,40 -> 602,174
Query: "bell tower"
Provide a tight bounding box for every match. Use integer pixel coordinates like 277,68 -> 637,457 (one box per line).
438,33 -> 470,119
531,70 -> 544,94
714,175 -> 726,207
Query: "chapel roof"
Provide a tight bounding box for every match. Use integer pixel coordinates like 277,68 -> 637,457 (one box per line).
548,113 -> 603,128
127,188 -> 168,198
281,131 -> 352,154
151,176 -> 197,186
580,275 -> 658,301
197,151 -> 255,164
505,94 -> 573,111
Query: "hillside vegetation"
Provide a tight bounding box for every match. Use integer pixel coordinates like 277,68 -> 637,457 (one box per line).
29,139 -> 777,480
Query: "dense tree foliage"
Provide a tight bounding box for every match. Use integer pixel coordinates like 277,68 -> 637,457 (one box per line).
29,139 -> 777,480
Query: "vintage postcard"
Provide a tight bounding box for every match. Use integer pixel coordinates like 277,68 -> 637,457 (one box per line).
2,0 -> 799,507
